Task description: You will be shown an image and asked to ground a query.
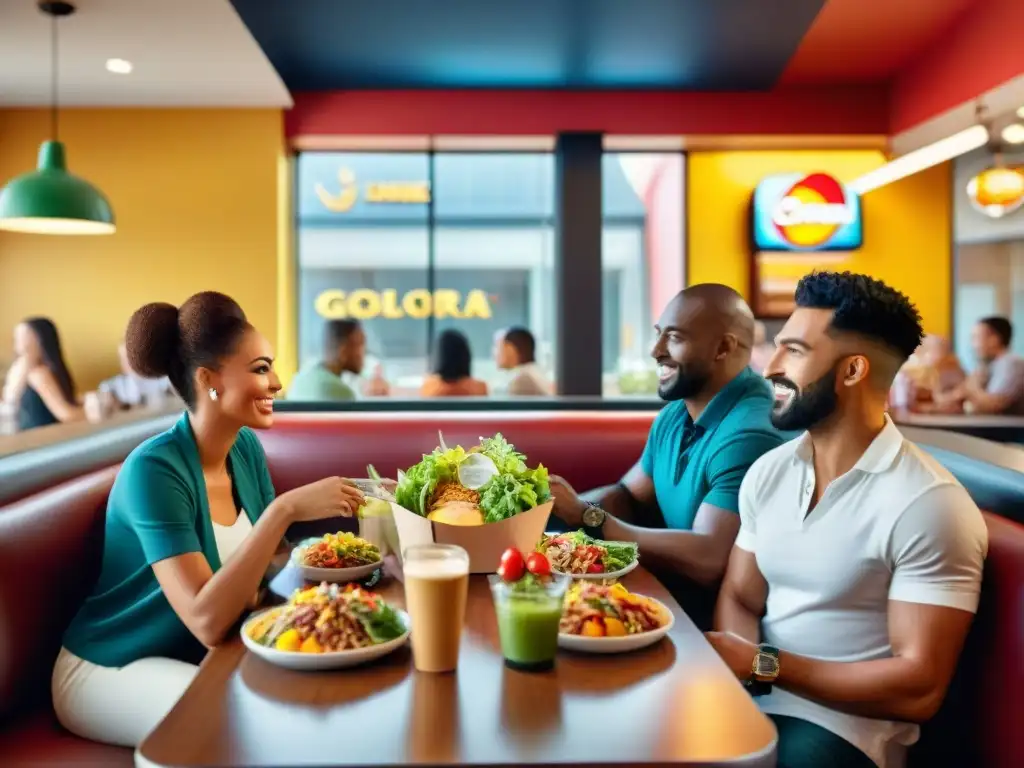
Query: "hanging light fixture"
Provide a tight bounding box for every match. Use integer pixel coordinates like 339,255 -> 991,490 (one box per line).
0,1 -> 115,235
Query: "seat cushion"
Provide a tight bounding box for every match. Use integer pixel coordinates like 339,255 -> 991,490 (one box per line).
0,710 -> 132,767
0,467 -> 118,724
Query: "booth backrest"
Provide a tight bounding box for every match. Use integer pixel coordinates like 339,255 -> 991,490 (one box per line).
0,412 -> 1021,765
0,467 -> 118,724
257,412 -> 655,494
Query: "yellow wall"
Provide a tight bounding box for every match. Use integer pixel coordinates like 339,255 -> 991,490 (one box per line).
0,108 -> 284,390
687,151 -> 952,336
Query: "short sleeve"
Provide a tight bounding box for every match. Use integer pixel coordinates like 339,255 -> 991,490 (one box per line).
703,431 -> 784,515
986,358 -> 1024,399
119,453 -> 201,566
239,427 -> 276,511
639,408 -> 666,477
734,462 -> 763,552
888,484 -> 988,612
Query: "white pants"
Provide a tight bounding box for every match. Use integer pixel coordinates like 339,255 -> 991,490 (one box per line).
51,647 -> 198,749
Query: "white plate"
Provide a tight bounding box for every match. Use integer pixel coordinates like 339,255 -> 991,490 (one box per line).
290,539 -> 383,584
241,608 -> 411,670
558,596 -> 674,654
552,557 -> 639,581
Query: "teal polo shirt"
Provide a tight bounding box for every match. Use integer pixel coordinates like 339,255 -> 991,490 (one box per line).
641,367 -> 786,530
62,413 -> 275,668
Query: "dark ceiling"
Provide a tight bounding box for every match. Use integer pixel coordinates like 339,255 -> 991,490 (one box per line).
229,0 -> 826,90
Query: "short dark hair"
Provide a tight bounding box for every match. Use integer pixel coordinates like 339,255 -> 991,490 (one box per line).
794,271 -> 923,361
432,329 -> 473,383
979,316 -> 1013,348
502,326 -> 536,363
125,292 -> 251,408
324,319 -> 362,351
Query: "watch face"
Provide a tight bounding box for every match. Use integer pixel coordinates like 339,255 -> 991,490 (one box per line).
582,506 -> 604,528
754,654 -> 780,678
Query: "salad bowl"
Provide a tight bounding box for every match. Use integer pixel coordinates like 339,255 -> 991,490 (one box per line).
290,535 -> 383,584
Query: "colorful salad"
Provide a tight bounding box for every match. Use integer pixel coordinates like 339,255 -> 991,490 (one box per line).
245,583 -> 405,653
538,530 -> 638,575
299,532 -> 381,569
560,582 -> 668,638
395,434 -> 551,525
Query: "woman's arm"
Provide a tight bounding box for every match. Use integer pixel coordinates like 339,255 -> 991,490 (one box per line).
150,475 -> 362,647
2,357 -> 29,405
152,498 -> 294,647
26,366 -> 85,422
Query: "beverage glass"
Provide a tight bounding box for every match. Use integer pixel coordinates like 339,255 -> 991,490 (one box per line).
402,544 -> 470,672
489,573 -> 571,672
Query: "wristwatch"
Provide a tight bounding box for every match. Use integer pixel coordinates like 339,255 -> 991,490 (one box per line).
581,502 -> 606,530
747,644 -> 780,696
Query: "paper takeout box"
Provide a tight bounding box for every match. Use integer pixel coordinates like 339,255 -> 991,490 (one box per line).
391,501 -> 554,574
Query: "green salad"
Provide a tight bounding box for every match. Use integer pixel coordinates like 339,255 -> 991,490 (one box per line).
395,433 -> 551,523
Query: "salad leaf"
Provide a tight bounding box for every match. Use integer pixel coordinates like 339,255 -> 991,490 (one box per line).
396,434 -> 551,522
394,445 -> 468,516
354,600 -> 407,643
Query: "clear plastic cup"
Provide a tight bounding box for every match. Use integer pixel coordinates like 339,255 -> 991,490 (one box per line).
489,573 -> 571,672
403,544 -> 470,672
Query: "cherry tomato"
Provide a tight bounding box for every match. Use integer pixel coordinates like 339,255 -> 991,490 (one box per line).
526,552 -> 552,577
586,562 -> 605,574
498,548 -> 525,581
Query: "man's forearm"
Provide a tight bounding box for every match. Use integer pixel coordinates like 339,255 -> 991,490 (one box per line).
602,516 -> 725,586
777,651 -> 938,722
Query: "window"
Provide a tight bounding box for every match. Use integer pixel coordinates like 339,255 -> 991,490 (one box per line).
601,153 -> 686,396
295,151 -> 556,399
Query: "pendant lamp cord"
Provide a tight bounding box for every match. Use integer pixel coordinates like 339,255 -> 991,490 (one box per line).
50,10 -> 59,141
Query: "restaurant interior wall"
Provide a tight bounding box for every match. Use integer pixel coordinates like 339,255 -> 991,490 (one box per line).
953,147 -> 1024,366
687,150 -> 953,337
0,108 -> 283,390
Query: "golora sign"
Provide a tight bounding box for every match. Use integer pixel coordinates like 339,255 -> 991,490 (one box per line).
315,289 -> 493,320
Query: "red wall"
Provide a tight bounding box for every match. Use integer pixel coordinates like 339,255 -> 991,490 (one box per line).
286,87 -> 889,138
891,0 -> 1024,133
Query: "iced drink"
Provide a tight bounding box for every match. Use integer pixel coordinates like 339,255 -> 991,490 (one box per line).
403,544 -> 469,672
489,573 -> 570,672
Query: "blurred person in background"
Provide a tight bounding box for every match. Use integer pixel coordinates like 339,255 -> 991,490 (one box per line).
749,320 -> 775,375
1,317 -> 85,429
893,334 -> 965,412
288,319 -> 388,401
933,317 -> 1024,415
493,326 -> 551,396
99,339 -> 175,410
421,328 -> 488,397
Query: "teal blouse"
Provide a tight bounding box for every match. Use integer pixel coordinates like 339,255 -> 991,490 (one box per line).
63,413 -> 276,667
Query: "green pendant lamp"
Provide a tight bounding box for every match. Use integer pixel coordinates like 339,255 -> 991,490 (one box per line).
0,2 -> 115,235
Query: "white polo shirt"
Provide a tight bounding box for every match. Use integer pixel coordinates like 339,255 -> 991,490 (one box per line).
737,416 -> 987,768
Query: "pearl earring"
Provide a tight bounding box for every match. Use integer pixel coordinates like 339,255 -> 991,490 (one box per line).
208,388 -> 219,402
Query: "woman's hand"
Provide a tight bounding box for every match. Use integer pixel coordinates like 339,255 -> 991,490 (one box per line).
279,477 -> 365,522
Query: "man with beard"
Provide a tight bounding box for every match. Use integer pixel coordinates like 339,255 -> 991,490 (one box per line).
707,272 -> 987,768
549,284 -> 786,627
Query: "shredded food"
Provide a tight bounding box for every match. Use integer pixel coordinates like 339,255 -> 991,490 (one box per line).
560,582 -> 667,637
430,482 -> 480,508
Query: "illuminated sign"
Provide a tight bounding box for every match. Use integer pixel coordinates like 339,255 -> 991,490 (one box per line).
315,168 -> 431,213
752,173 -> 862,251
315,289 -> 492,320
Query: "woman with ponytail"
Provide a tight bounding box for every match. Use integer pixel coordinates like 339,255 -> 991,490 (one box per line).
53,291 -> 364,750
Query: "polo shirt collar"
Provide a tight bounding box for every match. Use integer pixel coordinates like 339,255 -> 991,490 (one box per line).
693,367 -> 761,432
793,414 -> 903,474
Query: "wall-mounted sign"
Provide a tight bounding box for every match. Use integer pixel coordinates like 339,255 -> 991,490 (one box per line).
752,172 -> 863,251
315,168 -> 431,213
315,289 -> 492,320
966,166 -> 1024,219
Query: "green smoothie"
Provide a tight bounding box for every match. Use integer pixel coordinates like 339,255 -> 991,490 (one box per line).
489,573 -> 569,671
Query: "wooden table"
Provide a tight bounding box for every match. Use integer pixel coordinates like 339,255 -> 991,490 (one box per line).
138,568 -> 777,767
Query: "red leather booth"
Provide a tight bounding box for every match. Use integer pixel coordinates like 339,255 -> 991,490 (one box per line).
0,412 -> 1022,767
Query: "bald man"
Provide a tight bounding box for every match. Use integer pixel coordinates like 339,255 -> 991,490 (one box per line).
550,285 -> 788,626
